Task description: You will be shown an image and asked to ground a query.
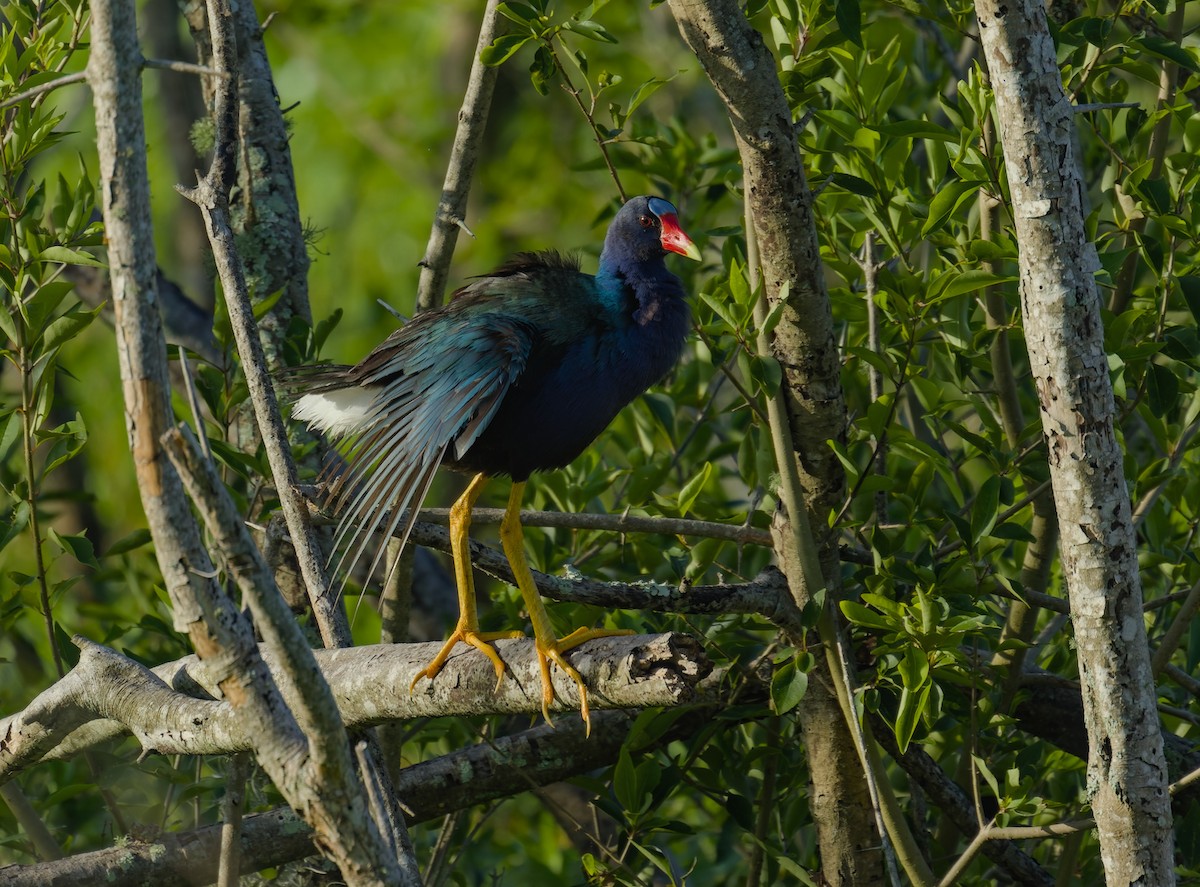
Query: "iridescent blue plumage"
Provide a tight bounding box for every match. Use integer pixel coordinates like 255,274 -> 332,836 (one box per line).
293,196 -> 701,731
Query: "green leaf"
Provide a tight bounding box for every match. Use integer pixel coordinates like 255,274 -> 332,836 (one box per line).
829,172 -> 876,197
252,289 -> 284,320
55,620 -> 80,669
1178,276 -> 1200,325
480,34 -> 531,66
563,19 -> 617,43
23,280 -> 75,338
677,461 -> 712,516
990,521 -> 1037,543
1133,36 -> 1199,74
970,474 -> 1001,546
1134,177 -> 1172,216
926,269 -> 1016,305
625,73 -> 677,119
751,354 -> 782,398
840,599 -> 894,632
497,2 -> 543,27
834,0 -> 862,45
1146,363 -> 1179,417
103,528 -> 153,557
48,528 -> 99,569
42,303 -> 101,353
873,120 -> 956,141
974,754 -> 1001,799
771,657 -> 808,714
529,44 -> 557,95
0,502 -> 30,555
38,245 -> 105,267
725,792 -> 755,830
894,681 -> 929,754
922,180 -> 984,236
613,746 -> 640,811
897,643 -> 928,691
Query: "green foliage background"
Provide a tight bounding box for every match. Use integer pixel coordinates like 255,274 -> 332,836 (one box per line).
2,0 -> 1200,884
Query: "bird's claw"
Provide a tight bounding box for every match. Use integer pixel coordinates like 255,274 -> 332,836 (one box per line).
534,627 -> 634,737
409,623 -> 523,694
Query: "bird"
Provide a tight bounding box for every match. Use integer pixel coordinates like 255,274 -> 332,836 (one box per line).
291,196 -> 702,733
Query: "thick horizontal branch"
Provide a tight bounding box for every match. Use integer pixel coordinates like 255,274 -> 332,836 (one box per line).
0,633 -> 709,778
0,709 -> 642,887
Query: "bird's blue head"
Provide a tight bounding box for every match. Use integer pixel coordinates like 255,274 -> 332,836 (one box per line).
600,196 -> 703,270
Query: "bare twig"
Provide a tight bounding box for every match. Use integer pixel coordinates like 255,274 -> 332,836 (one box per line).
143,56 -> 225,77
217,753 -> 250,887
936,820 -> 1093,887
0,71 -> 87,109
296,487 -> 774,547
415,0 -> 505,311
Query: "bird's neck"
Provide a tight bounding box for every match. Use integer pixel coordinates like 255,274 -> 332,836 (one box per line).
595,251 -> 681,323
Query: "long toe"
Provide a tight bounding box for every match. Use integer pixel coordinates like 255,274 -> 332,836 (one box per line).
535,629 -> 632,737
410,625 -> 523,693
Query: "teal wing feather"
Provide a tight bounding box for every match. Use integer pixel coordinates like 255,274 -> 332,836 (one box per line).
326,306 -> 535,585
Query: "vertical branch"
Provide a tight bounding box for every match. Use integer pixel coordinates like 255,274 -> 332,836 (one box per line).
217,753 -> 250,887
177,0 -> 350,650
87,0 -> 211,632
174,3 -> 420,883
975,0 -> 1175,880
1108,0 -> 1186,316
415,0 -> 505,312
667,3 -> 882,886
977,115 -> 1060,713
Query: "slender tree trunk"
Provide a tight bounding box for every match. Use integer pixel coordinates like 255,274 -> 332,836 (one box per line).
974,0 -> 1176,882
667,3 -> 880,884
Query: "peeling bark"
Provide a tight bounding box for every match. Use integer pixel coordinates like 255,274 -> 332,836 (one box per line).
0,633 -> 710,776
666,3 -> 876,885
975,0 -> 1176,881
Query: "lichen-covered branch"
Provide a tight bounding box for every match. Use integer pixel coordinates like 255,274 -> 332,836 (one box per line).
974,0 -> 1175,880
0,711 -> 645,887
169,3 -> 408,883
0,634 -> 709,777
664,3 -> 877,884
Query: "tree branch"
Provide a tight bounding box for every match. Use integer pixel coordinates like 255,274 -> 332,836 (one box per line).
170,3 -> 406,883
403,521 -> 805,635
975,0 -> 1175,878
88,0 -> 212,634
0,633 -> 709,778
296,486 -> 774,547
665,4 -> 877,885
872,718 -> 1055,887
0,710 -> 647,887
415,0 -> 504,311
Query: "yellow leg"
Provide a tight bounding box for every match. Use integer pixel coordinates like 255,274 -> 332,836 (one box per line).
410,473 -> 521,693
499,481 -> 632,736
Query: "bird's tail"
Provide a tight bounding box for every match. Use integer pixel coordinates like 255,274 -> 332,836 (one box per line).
278,365 -> 377,438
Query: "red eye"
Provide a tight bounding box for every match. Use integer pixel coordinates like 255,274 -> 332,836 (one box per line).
639,215 -> 655,229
